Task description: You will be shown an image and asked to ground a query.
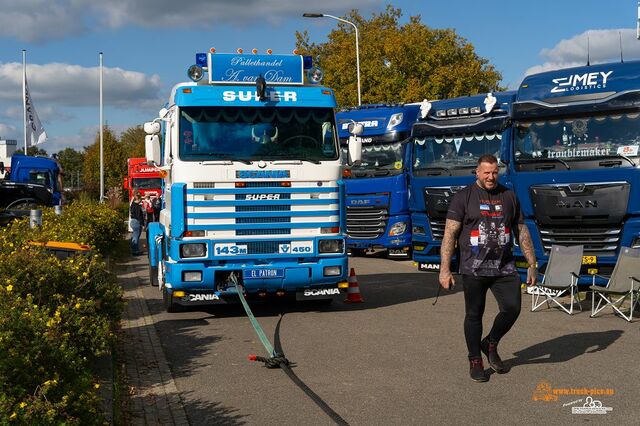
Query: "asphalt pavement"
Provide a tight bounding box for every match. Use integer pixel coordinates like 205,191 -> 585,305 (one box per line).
121,252 -> 640,425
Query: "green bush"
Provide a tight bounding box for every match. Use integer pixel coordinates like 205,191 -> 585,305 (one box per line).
0,201 -> 125,256
0,201 -> 125,424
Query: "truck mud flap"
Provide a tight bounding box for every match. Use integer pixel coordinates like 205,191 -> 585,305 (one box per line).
295,286 -> 341,301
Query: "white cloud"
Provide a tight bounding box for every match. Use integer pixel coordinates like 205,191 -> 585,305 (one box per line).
0,122 -> 16,138
0,0 -> 380,42
0,62 -> 162,108
4,105 -> 73,122
524,28 -> 640,79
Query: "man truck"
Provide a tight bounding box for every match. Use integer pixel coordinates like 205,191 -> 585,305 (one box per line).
144,50 -> 361,311
509,60 -> 640,284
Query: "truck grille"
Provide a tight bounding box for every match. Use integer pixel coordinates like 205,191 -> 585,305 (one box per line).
429,218 -> 446,241
538,225 -> 621,256
346,206 -> 388,239
184,182 -> 340,241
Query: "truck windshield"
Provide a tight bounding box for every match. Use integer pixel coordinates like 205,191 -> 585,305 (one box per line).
514,112 -> 640,165
342,142 -> 405,171
133,178 -> 162,190
179,106 -> 338,162
412,131 -> 504,171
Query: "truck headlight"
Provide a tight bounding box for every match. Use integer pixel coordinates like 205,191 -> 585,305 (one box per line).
323,266 -> 342,276
182,271 -> 202,282
389,222 -> 407,236
180,243 -> 206,258
318,239 -> 343,253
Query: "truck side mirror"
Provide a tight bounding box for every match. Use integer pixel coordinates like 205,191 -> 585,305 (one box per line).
0,162 -> 4,174
145,134 -> 161,165
347,122 -> 363,166
144,121 -> 161,134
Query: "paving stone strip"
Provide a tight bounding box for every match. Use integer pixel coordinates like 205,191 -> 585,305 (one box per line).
120,257 -> 190,426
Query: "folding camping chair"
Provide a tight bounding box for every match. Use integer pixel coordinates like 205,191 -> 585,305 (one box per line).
531,245 -> 584,315
590,247 -> 640,322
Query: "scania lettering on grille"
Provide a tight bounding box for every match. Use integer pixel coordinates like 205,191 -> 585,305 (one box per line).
303,288 -> 340,297
183,293 -> 220,302
245,194 -> 281,200
236,170 -> 290,179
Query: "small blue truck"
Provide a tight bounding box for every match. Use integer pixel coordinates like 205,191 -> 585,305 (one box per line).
336,104 -> 420,258
0,154 -> 62,209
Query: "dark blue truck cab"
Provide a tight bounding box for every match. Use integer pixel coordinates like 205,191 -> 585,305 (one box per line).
509,61 -> 640,284
337,104 -> 420,259
410,92 -> 516,271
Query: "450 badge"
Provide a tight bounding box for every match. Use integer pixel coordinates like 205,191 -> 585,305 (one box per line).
279,241 -> 313,254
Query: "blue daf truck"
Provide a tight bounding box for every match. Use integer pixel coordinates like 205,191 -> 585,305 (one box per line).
410,92 -> 516,272
144,50 -> 362,311
336,104 -> 420,258
509,60 -> 640,284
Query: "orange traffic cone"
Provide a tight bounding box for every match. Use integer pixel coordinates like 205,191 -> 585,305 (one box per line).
344,268 -> 364,303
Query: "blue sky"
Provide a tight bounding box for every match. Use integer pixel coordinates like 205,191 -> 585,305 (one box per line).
0,0 -> 639,153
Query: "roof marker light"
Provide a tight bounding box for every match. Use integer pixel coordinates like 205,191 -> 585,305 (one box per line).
436,110 -> 447,118
236,48 -> 243,54
470,106 -> 482,114
210,47 -> 216,53
267,49 -> 273,54
419,99 -> 432,119
446,108 -> 458,116
484,92 -> 497,113
458,107 -> 469,115
293,49 -> 300,55
307,66 -> 323,84
252,48 -> 258,54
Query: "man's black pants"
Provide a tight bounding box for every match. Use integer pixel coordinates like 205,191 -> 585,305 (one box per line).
461,273 -> 522,359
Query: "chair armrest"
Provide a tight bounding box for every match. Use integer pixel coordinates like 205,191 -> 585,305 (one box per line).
630,276 -> 640,283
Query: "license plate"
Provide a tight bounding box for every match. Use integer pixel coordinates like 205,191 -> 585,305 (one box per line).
243,268 -> 285,279
582,255 -> 597,265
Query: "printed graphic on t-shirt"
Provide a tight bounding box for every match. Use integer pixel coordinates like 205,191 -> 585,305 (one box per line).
469,196 -> 511,272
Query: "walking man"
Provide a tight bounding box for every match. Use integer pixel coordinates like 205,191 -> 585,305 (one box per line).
439,154 -> 537,382
129,192 -> 145,256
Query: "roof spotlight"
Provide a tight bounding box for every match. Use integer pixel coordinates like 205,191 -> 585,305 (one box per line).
307,66 -> 323,84
187,64 -> 204,82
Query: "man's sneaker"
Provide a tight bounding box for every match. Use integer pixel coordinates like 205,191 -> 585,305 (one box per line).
469,358 -> 489,382
481,337 -> 507,374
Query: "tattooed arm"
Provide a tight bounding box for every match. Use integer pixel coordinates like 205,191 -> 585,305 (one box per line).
518,223 -> 538,285
439,219 -> 461,289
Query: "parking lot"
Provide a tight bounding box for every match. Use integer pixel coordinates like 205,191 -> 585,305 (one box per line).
122,253 -> 639,425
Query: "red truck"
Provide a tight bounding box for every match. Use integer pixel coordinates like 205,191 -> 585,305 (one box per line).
123,157 -> 162,200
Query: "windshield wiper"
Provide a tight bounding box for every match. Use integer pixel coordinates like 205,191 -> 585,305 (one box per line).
517,157 -> 571,170
599,154 -> 636,167
270,157 -> 321,164
420,166 -> 452,176
191,153 -> 251,165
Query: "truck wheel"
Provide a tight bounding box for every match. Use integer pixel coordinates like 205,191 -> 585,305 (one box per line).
6,198 -> 39,209
149,264 -> 159,287
162,287 -> 182,313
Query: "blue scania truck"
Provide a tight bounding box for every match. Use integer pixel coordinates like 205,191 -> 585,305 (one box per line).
410,92 -> 516,271
336,104 -> 420,258
144,51 -> 361,311
509,61 -> 640,283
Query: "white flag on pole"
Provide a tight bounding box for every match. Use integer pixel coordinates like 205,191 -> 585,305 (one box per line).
24,77 -> 47,146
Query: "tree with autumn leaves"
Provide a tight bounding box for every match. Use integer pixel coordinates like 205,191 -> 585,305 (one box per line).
81,125 -> 145,197
296,6 -> 504,107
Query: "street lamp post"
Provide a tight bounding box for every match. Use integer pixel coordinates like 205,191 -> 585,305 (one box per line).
303,13 -> 361,106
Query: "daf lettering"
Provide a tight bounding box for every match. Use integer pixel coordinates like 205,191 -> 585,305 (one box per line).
303,288 -> 340,297
350,199 -> 371,205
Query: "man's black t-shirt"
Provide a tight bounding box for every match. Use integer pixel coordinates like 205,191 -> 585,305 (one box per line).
446,182 -> 524,277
